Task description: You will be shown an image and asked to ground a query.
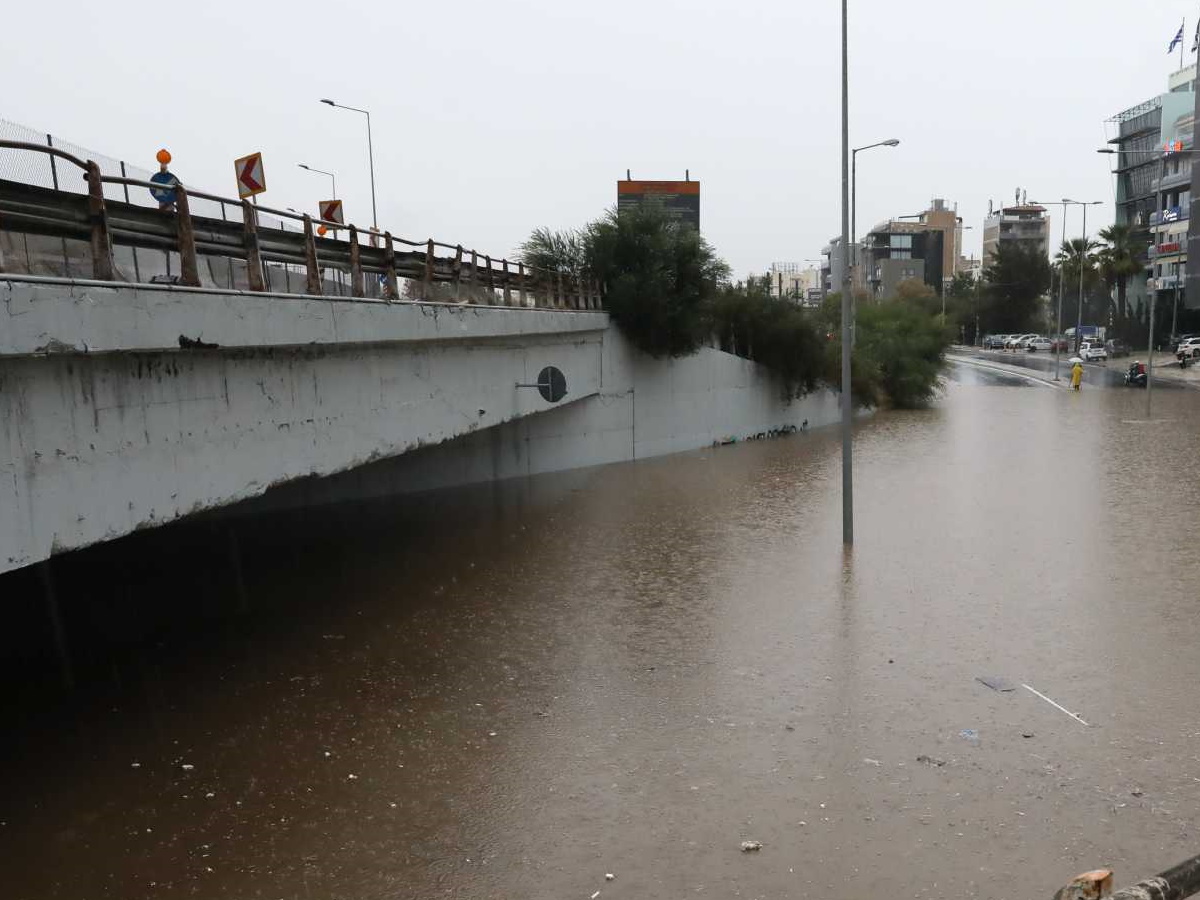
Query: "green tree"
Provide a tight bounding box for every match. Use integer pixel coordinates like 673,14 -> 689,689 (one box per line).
1097,223 -> 1144,328
853,303 -> 949,408
584,205 -> 730,357
980,243 -> 1051,333
1055,238 -> 1108,327
517,226 -> 586,275
946,272 -> 981,344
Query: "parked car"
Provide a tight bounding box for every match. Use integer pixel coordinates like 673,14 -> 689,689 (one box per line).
1079,340 -> 1108,361
984,334 -> 1009,350
1105,339 -> 1130,358
1171,333 -> 1200,351
1027,336 -> 1053,351
1176,337 -> 1200,366
1006,333 -> 1035,350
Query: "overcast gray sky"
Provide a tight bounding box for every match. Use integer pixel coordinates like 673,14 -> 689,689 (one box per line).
4,0 -> 1197,277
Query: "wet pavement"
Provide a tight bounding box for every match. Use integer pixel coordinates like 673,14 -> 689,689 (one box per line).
5,364 -> 1200,899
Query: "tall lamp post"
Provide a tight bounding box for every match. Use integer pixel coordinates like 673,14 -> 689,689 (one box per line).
851,139 -> 901,294
1030,199 -> 1094,379
1098,146 -> 1198,413
297,163 -> 337,199
320,99 -> 377,229
840,0 -> 852,546
1073,201 -> 1104,356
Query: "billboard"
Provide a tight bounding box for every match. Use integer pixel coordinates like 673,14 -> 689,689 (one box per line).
617,179 -> 700,230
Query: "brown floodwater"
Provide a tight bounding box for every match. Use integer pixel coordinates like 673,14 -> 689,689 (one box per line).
4,363 -> 1200,899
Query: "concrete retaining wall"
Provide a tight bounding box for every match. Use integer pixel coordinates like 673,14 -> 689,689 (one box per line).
0,278 -> 839,574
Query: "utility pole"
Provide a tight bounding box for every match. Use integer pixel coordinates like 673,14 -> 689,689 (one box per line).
840,0 -> 853,546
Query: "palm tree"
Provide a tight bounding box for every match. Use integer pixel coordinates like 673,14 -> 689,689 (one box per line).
1097,223 -> 1144,322
1055,238 -> 1107,332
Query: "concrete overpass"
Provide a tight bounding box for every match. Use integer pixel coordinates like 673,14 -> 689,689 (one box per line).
0,275 -> 838,575
0,141 -> 838,575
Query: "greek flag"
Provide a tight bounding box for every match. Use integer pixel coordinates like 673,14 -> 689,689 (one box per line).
1169,22 -> 1185,52
1192,20 -> 1200,52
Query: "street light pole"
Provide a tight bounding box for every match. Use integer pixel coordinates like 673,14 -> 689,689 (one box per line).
1076,203 -> 1090,356
850,138 -> 900,309
840,0 -> 853,546
1032,199 -> 1078,380
297,163 -> 337,199
320,99 -> 378,229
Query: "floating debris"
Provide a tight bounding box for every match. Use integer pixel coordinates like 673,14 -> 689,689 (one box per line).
976,675 -> 1017,692
605,873 -> 615,881
1022,684 -> 1091,727
916,755 -> 947,767
863,758 -> 882,767
740,840 -> 763,852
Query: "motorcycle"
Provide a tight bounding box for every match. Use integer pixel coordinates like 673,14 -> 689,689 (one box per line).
1124,362 -> 1147,387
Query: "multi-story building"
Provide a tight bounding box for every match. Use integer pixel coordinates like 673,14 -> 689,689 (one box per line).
918,198 -> 961,286
1110,64 -> 1194,315
981,194 -> 1049,266
820,236 -> 854,298
861,220 -> 945,300
764,262 -> 821,304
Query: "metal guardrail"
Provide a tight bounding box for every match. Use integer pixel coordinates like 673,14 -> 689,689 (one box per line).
0,139 -> 602,310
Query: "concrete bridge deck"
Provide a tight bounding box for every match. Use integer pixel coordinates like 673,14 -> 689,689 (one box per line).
1,276 -> 838,576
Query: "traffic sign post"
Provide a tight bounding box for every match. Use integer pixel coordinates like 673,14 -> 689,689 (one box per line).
318,199 -> 344,228
149,170 -> 178,206
149,147 -> 178,207
234,152 -> 266,199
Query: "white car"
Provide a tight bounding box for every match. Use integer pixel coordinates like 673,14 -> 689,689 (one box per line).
1176,338 -> 1200,365
1079,340 -> 1108,361
1005,333 -> 1035,350
1027,336 -> 1053,351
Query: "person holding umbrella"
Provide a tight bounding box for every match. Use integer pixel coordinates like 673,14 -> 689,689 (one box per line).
1070,357 -> 1084,392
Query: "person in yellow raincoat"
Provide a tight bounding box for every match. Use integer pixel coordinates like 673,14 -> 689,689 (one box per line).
1071,360 -> 1084,391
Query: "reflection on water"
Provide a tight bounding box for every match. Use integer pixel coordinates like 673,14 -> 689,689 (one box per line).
4,374 -> 1200,899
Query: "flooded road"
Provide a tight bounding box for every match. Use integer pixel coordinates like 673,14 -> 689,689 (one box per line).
5,365 -> 1200,899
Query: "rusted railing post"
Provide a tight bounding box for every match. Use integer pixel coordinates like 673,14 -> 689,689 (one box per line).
348,224 -> 364,298
84,160 -> 114,281
423,239 -> 435,296
302,214 -> 322,296
174,184 -> 201,287
453,245 -> 464,303
241,200 -> 266,292
518,262 -> 528,308
383,232 -> 399,302
501,259 -> 513,306
485,255 -> 496,305
469,250 -> 478,302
